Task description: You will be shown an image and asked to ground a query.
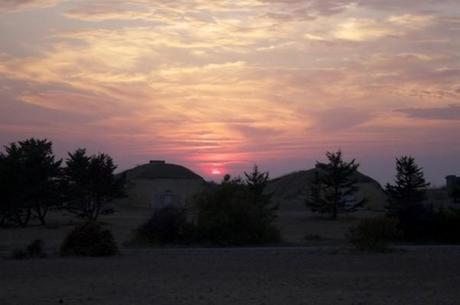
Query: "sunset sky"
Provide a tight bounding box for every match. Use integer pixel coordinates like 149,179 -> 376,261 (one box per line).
1,0 -> 459,184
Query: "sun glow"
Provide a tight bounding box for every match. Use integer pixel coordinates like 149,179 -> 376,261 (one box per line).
211,169 -> 222,175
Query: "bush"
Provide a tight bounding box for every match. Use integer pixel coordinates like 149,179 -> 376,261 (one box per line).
11,249 -> 28,260
433,209 -> 460,244
27,239 -> 45,258
194,178 -> 280,246
11,239 -> 46,259
399,207 -> 460,244
132,207 -> 196,245
60,222 -> 118,257
347,217 -> 400,252
304,234 -> 322,241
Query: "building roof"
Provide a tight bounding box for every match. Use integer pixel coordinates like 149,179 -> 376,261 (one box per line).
121,161 -> 204,180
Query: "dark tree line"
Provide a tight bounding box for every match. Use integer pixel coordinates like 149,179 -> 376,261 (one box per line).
0,138 -> 125,227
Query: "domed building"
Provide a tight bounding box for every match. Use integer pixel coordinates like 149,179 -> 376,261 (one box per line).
117,160 -> 206,210
266,168 -> 387,212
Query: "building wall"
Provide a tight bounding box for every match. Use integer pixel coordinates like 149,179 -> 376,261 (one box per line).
116,178 -> 206,209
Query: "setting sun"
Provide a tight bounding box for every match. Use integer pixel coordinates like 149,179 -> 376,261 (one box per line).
211,169 -> 222,176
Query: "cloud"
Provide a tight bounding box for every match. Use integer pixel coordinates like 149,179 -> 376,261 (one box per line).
0,0 -> 60,13
333,15 -> 434,42
1,0 -> 460,180
309,107 -> 375,132
397,105 -> 460,120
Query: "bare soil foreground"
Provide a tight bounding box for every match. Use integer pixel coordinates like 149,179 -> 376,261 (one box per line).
1,247 -> 460,305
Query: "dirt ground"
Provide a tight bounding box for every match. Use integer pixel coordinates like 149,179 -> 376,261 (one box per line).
1,206 -> 460,305
0,204 -> 380,255
1,247 -> 460,305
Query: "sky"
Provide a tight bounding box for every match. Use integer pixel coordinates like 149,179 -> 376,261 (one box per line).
0,0 -> 459,185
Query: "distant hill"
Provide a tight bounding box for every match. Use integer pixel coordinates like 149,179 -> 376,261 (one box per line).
266,169 -> 387,211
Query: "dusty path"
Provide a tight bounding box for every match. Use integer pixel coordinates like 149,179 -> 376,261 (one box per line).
1,247 -> 460,305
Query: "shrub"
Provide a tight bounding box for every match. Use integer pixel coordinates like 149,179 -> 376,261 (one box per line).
10,239 -> 46,259
194,177 -> 280,246
304,234 -> 322,241
347,217 -> 399,252
132,206 -> 196,245
433,209 -> 460,244
27,239 -> 45,258
400,207 -> 460,244
60,222 -> 118,257
11,249 -> 28,260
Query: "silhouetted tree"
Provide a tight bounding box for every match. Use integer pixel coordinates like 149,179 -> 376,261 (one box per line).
63,149 -> 125,222
305,170 -> 326,214
194,171 -> 280,245
0,139 -> 61,226
244,165 -> 278,223
385,156 -> 430,219
305,151 -> 365,220
0,144 -> 28,226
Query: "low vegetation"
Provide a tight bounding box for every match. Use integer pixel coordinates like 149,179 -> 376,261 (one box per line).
60,223 -> 118,257
347,218 -> 400,252
11,239 -> 46,259
132,206 -> 196,245
194,167 -> 280,246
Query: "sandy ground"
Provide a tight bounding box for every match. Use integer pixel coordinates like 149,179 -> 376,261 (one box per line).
0,205 -> 380,255
1,206 -> 459,305
1,247 -> 460,305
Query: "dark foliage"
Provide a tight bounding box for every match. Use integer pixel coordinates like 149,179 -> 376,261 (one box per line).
347,217 -> 400,252
0,139 -> 62,227
27,239 -> 46,258
305,151 -> 365,219
194,168 -> 280,246
451,184 -> 460,203
63,149 -> 125,222
244,165 -> 279,224
60,223 -> 118,257
11,239 -> 46,259
133,206 -> 196,245
11,249 -> 28,260
385,156 -> 430,220
397,206 -> 460,243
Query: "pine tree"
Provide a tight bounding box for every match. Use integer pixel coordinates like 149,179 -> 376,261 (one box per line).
305,170 -> 326,215
385,156 -> 430,218
305,151 -> 365,220
244,165 -> 278,222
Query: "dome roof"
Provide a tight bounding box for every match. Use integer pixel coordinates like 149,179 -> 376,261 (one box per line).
266,168 -> 386,211
122,161 -> 204,180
